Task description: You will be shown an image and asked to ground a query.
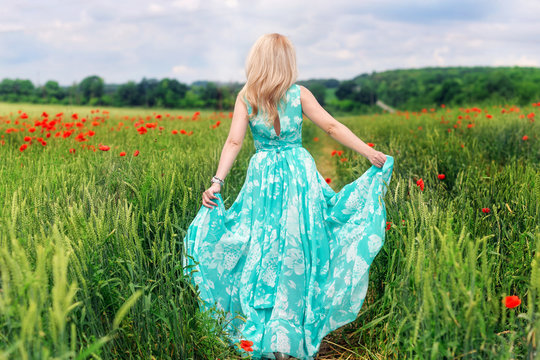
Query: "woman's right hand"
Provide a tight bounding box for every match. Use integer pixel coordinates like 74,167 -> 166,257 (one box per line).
367,150 -> 387,168
202,183 -> 222,208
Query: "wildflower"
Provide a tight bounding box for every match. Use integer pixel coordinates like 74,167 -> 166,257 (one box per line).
504,295 -> 521,309
133,150 -> 140,157
522,135 -> 528,141
416,178 -> 424,191
325,178 -> 331,184
367,142 -> 374,147
120,151 -> 126,156
340,157 -> 347,162
29,127 -> 36,133
313,137 -> 319,141
69,148 -> 76,153
19,144 -> 28,152
385,221 -> 391,231
482,208 -> 490,213
240,340 -> 253,352
24,136 -> 31,142
99,144 -> 110,151
172,130 -> 178,135
438,174 -> 445,180
331,150 -> 337,156
486,114 -> 493,119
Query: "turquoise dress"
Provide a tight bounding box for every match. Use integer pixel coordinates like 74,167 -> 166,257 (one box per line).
183,83 -> 394,360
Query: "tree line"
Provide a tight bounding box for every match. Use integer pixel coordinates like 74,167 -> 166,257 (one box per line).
1,66 -> 539,112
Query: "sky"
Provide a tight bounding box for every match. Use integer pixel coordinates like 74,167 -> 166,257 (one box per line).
1,0 -> 539,86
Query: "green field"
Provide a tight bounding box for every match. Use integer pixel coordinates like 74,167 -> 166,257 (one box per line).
0,101 -> 539,359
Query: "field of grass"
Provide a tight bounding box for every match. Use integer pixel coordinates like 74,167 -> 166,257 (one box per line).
0,101 -> 539,359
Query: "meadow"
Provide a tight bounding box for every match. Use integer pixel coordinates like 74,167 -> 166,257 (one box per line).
0,100 -> 538,359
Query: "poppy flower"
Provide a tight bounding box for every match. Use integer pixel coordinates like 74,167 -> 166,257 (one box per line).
331,150 -> 337,156
137,126 -> 148,134
19,144 -> 28,152
367,142 -> 374,147
172,130 -> 178,135
313,137 -> 319,141
340,157 -> 347,162
98,144 -> 110,151
504,295 -> 521,309
325,178 -> 331,184
21,113 -> 28,119
29,127 -> 36,133
69,148 -> 76,153
522,135 -> 529,141
24,136 -> 31,142
180,129 -> 187,134
486,114 -> 493,119
385,221 -> 391,231
438,174 -> 445,180
416,178 -> 424,191
240,340 -> 253,352
482,208 -> 490,213
133,150 -> 140,157
119,151 -> 126,156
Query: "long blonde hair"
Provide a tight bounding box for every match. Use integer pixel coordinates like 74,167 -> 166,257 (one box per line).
238,33 -> 298,127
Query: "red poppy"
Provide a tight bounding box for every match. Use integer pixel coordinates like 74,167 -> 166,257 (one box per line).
416,178 -> 424,191
172,130 -> 178,135
99,144 -> 110,151
340,157 -> 347,162
385,221 -> 391,231
325,178 -> 331,184
69,148 -> 76,153
29,127 -> 36,133
19,143 -> 28,152
313,137 -> 319,141
21,113 -> 28,119
437,174 -> 445,180
482,208 -> 490,213
24,136 -> 31,142
240,340 -> 253,352
133,150 -> 140,157
119,151 -> 126,156
522,135 -> 529,141
367,142 -> 374,147
180,129 -> 187,134
331,150 -> 337,156
486,114 -> 493,119
504,295 -> 521,309
137,126 -> 148,134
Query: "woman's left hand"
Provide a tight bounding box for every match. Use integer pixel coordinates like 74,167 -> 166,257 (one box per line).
202,183 -> 222,208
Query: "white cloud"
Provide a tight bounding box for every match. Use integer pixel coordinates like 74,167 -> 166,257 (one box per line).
0,0 -> 538,85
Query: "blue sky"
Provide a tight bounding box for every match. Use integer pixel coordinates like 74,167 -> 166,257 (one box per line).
1,0 -> 538,86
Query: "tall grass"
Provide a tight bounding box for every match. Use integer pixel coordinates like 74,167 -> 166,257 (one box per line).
0,102 -> 538,359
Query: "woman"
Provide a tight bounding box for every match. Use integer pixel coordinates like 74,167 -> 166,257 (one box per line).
183,33 -> 394,360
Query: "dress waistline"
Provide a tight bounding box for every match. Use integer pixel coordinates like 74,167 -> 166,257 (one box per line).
255,143 -> 303,153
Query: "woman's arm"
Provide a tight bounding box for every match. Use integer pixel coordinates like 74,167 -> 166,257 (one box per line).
300,85 -> 386,167
213,93 -> 250,181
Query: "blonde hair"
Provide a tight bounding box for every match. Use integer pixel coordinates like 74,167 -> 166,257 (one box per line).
238,33 -> 298,127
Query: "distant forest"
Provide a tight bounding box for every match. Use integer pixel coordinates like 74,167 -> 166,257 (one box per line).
1,66 -> 539,113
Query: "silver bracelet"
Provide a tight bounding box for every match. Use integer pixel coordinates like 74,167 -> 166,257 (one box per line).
211,175 -> 224,186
